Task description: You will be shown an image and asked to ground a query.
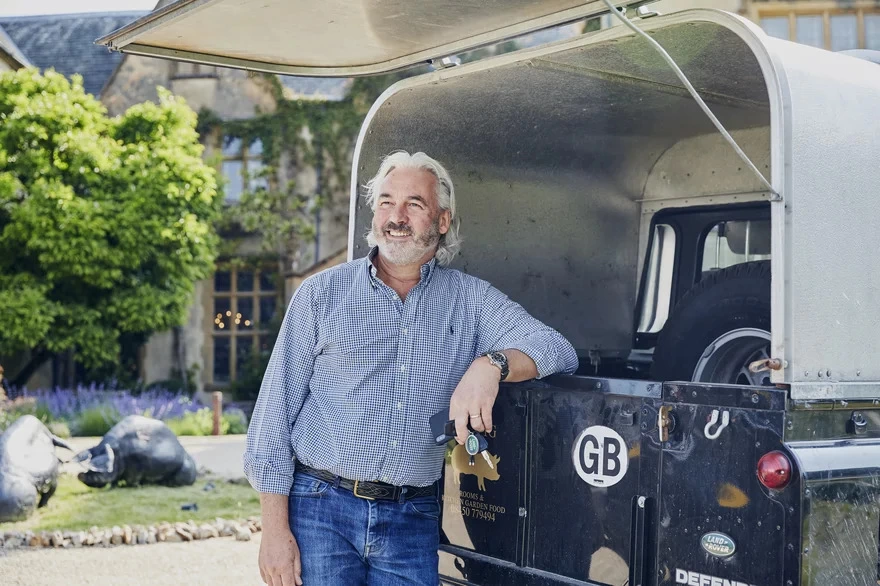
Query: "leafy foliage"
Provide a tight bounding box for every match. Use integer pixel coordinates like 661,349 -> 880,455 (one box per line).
205,73 -> 414,264
0,69 -> 221,376
71,405 -> 120,437
164,407 -> 229,436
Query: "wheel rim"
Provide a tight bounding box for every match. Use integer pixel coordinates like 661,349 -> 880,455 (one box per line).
692,328 -> 772,386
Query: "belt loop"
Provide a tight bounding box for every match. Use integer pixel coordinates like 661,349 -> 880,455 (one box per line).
398,487 -> 407,504
333,475 -> 341,489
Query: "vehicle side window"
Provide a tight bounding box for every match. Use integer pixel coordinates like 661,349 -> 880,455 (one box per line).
637,223 -> 676,334
701,220 -> 771,274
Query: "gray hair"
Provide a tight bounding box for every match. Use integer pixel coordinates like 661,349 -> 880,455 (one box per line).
363,150 -> 462,266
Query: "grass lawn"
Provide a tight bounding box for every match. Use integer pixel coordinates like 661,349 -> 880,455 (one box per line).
1,474 -> 261,533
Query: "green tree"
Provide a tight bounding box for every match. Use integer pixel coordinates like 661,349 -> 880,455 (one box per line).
0,69 -> 221,386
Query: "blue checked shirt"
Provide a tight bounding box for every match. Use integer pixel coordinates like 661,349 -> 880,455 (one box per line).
243,250 -> 579,493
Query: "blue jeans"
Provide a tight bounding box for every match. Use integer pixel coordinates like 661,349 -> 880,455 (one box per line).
288,472 -> 440,585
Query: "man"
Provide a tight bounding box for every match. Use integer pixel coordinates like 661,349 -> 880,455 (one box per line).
245,150 -> 578,586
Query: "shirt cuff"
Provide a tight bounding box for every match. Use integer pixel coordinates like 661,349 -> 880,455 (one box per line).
243,455 -> 294,495
508,337 -> 578,379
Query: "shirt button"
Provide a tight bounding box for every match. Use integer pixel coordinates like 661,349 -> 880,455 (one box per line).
383,477 -> 391,483
401,327 -> 408,335
391,440 -> 398,448
397,402 -> 404,410
400,365 -> 406,372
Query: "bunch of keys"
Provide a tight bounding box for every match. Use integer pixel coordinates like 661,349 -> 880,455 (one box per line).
430,409 -> 494,470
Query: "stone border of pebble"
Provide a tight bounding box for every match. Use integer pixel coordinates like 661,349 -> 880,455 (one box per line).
0,517 -> 261,550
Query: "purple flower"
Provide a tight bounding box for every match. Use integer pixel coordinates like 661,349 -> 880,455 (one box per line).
22,384 -> 205,423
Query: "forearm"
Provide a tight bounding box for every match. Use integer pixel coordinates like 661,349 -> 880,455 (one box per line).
485,349 -> 537,383
260,492 -> 291,534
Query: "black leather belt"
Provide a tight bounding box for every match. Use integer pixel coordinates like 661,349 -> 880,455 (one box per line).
295,463 -> 436,501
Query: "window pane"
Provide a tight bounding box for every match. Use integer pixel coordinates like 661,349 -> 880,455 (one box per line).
213,337 -> 230,382
222,160 -> 244,202
701,220 -> 772,273
259,270 -> 277,292
214,297 -> 231,331
796,15 -> 824,48
214,270 -> 231,292
237,298 -> 254,330
236,336 -> 255,374
237,270 -> 254,292
260,296 -> 277,325
761,17 -> 790,40
222,137 -> 242,157
247,160 -> 268,191
259,335 -> 273,353
830,15 -> 858,51
866,15 -> 880,50
249,139 -> 263,157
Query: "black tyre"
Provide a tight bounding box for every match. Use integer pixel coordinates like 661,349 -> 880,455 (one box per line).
651,260 -> 772,385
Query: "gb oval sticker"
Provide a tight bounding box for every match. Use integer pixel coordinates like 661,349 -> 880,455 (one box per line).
572,425 -> 628,487
701,532 -> 736,558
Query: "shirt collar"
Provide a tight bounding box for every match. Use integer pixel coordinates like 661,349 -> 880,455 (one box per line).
366,247 -> 439,288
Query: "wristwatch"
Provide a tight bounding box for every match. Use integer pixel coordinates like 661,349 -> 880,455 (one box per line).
482,351 -> 510,381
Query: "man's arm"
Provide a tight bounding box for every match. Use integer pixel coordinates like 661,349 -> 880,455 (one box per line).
449,283 -> 578,443
449,348 -> 535,442
244,279 -> 318,586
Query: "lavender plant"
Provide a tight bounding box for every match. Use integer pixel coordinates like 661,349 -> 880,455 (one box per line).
1,385 -> 249,436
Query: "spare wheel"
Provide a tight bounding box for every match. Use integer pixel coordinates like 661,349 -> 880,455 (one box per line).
651,260 -> 772,386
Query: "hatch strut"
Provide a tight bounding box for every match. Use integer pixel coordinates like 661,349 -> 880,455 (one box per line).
601,0 -> 777,197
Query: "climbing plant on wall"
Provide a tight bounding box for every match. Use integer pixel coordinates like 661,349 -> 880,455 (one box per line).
197,72 -> 417,274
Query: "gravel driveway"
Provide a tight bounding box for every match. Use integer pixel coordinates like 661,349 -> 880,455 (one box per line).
0,533 -> 264,585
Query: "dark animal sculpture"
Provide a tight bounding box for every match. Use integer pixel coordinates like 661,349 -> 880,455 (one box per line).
72,415 -> 197,488
0,415 -> 72,522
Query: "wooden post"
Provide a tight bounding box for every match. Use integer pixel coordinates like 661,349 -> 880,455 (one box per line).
212,391 -> 223,435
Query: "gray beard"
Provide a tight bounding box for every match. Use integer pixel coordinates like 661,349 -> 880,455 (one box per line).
373,221 -> 441,266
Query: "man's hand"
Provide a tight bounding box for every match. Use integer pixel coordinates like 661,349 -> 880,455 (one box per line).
259,493 -> 302,586
449,356 -> 502,444
449,349 -> 540,444
259,526 -> 302,586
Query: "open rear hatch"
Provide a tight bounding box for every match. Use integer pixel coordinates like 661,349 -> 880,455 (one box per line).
97,0 -> 645,76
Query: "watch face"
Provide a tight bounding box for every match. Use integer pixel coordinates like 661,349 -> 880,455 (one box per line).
488,352 -> 509,379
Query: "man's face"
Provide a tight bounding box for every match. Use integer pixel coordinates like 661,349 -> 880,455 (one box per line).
372,167 -> 451,266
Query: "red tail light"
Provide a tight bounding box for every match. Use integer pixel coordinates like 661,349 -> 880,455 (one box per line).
757,451 -> 792,490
